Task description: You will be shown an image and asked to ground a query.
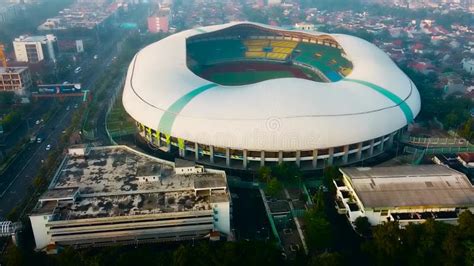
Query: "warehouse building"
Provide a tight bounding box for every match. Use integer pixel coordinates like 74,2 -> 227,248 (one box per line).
335,165 -> 474,227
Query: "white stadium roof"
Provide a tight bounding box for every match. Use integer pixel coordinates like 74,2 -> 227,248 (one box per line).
123,22 -> 420,151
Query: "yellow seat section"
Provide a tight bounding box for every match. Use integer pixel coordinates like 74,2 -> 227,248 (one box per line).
266,52 -> 288,60
245,51 -> 266,58
273,47 -> 293,54
247,46 -> 263,52
270,40 -> 298,48
244,39 -> 269,46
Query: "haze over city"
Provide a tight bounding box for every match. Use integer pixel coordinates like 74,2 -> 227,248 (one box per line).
0,0 -> 473,265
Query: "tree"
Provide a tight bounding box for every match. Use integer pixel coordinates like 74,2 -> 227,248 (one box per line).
265,178 -> 282,198
442,230 -> 463,266
172,245 -> 192,266
354,216 -> 371,237
372,221 -> 402,264
458,210 -> 474,238
312,189 -> 325,214
308,252 -> 344,266
304,208 -> 333,251
4,245 -> 24,266
459,118 -> 473,140
257,166 -> 272,183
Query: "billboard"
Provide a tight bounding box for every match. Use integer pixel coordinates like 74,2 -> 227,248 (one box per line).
76,40 -> 84,53
34,83 -> 82,95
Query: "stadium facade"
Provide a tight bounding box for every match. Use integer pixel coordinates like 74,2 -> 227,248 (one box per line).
122,22 -> 421,170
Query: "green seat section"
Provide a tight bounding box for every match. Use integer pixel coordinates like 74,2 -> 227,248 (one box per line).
187,39 -> 244,65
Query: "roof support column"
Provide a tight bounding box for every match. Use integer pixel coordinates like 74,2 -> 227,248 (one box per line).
327,147 -> 334,166
379,136 -> 385,152
369,139 -> 375,157
296,151 -> 301,168
260,151 -> 265,167
342,145 -> 349,164
243,150 -> 248,169
356,142 -> 363,161
312,149 -> 318,169
210,146 -> 215,164
387,132 -> 395,148
195,142 -> 199,161
178,138 -> 186,157
226,148 -> 230,167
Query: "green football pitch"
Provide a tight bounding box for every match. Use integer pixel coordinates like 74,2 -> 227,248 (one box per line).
209,71 -> 297,86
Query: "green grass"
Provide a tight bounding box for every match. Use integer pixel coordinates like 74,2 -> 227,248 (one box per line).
210,70 -> 296,85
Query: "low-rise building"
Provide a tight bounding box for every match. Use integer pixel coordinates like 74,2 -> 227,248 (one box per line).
334,165 -> 474,227
30,146 -> 231,251
462,58 -> 474,75
0,67 -> 32,93
147,9 -> 170,33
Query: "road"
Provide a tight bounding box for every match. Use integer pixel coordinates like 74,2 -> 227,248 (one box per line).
0,31 -> 124,218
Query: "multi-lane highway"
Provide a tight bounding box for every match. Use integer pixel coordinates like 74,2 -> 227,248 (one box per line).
0,32 -> 124,218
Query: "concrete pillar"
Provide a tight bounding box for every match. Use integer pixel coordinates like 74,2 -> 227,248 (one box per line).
369,139 -> 375,157
226,148 -> 230,167
342,145 -> 349,164
155,133 -> 161,147
178,139 -> 186,157
278,151 -> 283,164
388,133 -> 395,148
260,151 -> 265,167
356,142 -> 363,161
243,150 -> 248,169
210,146 -> 214,163
327,147 -> 334,165
379,136 -> 385,152
296,150 -> 301,167
195,143 -> 199,161
312,149 -> 318,168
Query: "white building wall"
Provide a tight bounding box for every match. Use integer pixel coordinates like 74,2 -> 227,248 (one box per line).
175,166 -> 202,175
13,41 -> 44,62
462,58 -> 474,75
30,214 -> 52,250
213,201 -> 230,235
13,42 -> 28,62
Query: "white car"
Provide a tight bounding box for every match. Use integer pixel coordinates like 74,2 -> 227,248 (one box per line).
45,144 -> 51,151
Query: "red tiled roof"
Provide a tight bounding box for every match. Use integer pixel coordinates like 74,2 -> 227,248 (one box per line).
459,153 -> 474,163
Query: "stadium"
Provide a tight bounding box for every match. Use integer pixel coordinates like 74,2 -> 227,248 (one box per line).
122,22 -> 421,170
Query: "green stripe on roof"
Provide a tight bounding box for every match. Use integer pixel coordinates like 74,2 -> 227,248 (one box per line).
158,83 -> 219,135
344,78 -> 414,123
195,28 -> 207,33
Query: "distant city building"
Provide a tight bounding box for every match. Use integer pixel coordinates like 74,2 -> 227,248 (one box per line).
294,23 -> 315,31
267,0 -> 282,5
0,3 -> 21,24
147,15 -> 169,33
29,146 -> 231,251
0,67 -> 32,93
462,58 -> 474,75
335,165 -> 474,227
13,34 -> 58,63
75,40 -> 84,53
147,8 -> 170,33
37,1 -> 120,31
